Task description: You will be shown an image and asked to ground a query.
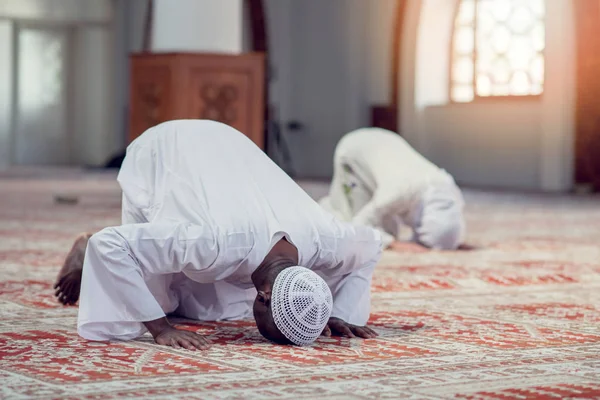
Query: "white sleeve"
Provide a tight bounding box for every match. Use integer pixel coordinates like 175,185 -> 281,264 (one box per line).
378,229 -> 396,249
350,199 -> 398,250
352,186 -> 413,228
77,222 -> 222,341
318,225 -> 383,326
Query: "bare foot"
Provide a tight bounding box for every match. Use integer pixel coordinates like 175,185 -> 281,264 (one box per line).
54,233 -> 92,305
387,241 -> 429,253
457,243 -> 479,251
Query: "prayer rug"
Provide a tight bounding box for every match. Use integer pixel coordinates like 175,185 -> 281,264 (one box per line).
1,170 -> 599,399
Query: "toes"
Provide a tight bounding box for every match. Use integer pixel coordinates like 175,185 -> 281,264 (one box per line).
62,284 -> 76,305
54,276 -> 80,306
57,283 -> 72,305
61,281 -> 73,297
53,276 -> 65,290
65,291 -> 79,306
67,289 -> 80,305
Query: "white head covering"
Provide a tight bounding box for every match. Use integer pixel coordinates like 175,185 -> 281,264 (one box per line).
414,180 -> 465,250
271,266 -> 333,346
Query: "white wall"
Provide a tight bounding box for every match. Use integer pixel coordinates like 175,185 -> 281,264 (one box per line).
0,0 -> 115,168
539,0 -> 576,191
0,0 -> 111,23
264,0 -> 293,140
264,0 -> 397,177
152,0 -> 244,53
72,26 -> 114,166
401,0 -> 576,191
365,0 -> 396,106
0,20 -> 13,168
424,103 -> 542,189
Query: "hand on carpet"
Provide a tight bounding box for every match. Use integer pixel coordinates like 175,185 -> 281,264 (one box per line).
321,317 -> 378,339
145,317 -> 210,350
154,326 -> 210,351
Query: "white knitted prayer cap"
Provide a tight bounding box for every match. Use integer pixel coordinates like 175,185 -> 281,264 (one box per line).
271,266 -> 333,346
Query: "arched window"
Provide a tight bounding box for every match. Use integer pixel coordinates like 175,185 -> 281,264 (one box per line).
450,0 -> 545,102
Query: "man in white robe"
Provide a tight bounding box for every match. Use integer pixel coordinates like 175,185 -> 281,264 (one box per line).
319,128 -> 466,251
53,120 -> 381,349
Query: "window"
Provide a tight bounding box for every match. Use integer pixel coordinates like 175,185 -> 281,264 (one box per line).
450,0 -> 545,102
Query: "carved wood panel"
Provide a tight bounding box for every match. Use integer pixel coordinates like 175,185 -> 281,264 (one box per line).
188,70 -> 250,133
129,65 -> 172,141
129,53 -> 265,148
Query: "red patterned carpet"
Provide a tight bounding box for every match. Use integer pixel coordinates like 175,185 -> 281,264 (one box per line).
1,170 -> 600,399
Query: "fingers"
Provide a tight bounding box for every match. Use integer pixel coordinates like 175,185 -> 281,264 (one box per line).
328,321 -> 355,338
177,338 -> 196,351
352,326 -> 378,339
186,336 -> 206,350
352,327 -> 369,339
321,325 -> 331,337
365,326 -> 379,337
156,330 -> 210,351
185,332 -> 210,350
329,320 -> 378,339
339,325 -> 356,338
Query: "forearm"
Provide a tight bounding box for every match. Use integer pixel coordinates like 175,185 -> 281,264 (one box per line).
318,224 -> 382,326
143,317 -> 172,338
329,271 -> 373,326
352,202 -> 381,228
329,238 -> 381,325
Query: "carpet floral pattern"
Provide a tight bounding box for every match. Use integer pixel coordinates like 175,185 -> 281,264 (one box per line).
1,172 -> 600,399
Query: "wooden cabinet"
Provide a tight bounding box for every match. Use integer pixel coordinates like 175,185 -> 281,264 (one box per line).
129,52 -> 265,149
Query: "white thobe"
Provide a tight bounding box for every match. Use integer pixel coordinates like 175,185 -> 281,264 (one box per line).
319,128 -> 465,249
78,120 -> 382,341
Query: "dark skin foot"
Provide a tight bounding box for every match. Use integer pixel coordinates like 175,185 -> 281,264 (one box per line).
54,233 -> 92,305
387,241 -> 428,253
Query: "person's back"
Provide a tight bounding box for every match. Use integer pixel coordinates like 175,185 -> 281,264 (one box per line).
121,120 -> 326,227
335,128 -> 445,194
120,120 -> 348,262
321,127 -> 465,250
116,119 -> 380,290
